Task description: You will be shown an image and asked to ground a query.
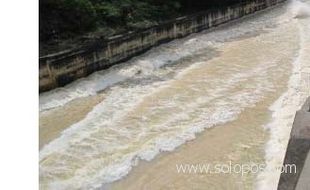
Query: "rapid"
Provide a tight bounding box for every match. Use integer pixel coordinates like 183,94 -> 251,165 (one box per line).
39,1 -> 310,189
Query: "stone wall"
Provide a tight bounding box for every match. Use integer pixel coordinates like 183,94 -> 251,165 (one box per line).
39,0 -> 287,92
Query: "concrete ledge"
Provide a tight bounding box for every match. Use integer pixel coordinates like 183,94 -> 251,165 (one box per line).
278,97 -> 310,190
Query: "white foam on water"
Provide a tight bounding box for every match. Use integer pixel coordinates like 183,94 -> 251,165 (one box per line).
292,0 -> 310,18
39,65 -> 143,111
256,1 -> 310,189
40,52 -> 285,189
39,3 -> 300,189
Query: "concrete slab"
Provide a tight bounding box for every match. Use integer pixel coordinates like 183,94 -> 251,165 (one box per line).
278,97 -> 310,190
296,151 -> 310,190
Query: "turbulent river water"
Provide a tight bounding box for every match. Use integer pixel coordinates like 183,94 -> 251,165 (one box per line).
39,1 -> 310,189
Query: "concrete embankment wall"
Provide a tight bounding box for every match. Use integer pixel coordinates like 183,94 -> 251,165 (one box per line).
39,0 -> 286,92
278,97 -> 310,190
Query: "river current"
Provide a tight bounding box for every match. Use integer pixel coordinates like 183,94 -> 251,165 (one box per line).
39,1 -> 310,189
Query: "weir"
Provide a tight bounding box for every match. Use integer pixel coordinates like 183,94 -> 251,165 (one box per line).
39,0 -> 287,92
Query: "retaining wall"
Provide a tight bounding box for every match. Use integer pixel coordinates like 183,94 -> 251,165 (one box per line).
39,0 -> 287,92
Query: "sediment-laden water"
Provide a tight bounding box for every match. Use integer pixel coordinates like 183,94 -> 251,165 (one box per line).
39,1 -> 310,189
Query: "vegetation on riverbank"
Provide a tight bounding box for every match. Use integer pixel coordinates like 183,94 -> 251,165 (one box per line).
40,0 -> 245,54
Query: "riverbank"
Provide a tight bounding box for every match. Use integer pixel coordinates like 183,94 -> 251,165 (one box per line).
39,1 -> 310,189
39,0 -> 286,92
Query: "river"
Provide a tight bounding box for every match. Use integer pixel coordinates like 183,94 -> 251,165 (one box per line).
39,1 -> 310,189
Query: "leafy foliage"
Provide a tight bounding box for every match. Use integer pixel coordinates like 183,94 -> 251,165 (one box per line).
40,0 -> 243,42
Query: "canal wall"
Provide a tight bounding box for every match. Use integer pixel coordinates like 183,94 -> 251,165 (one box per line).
39,0 -> 287,92
278,97 -> 310,190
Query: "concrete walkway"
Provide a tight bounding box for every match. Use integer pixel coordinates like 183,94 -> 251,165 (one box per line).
296,151 -> 310,190
278,97 -> 310,190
